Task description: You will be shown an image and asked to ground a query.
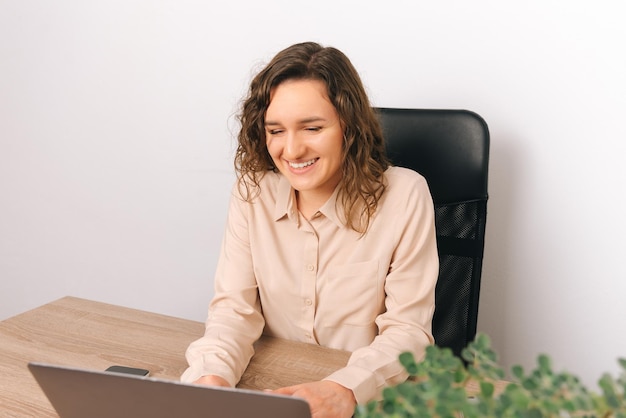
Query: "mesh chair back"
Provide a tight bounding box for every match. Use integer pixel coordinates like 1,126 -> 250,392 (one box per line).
376,108 -> 490,357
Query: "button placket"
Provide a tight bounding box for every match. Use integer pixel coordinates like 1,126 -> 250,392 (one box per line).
300,222 -> 318,343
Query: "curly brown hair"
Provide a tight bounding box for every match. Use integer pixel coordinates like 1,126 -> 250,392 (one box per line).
235,41 -> 390,233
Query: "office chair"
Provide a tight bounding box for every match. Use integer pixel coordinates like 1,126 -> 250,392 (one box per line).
376,108 -> 489,358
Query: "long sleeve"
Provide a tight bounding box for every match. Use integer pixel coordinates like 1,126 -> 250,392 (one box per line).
181,187 -> 265,386
181,168 -> 438,404
323,169 -> 438,404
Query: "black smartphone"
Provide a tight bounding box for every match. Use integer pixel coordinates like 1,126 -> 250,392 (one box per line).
105,365 -> 150,376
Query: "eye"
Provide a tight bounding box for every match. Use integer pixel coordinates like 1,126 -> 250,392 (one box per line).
305,126 -> 322,132
267,128 -> 284,135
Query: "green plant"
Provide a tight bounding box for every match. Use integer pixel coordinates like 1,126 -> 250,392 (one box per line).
355,334 -> 626,418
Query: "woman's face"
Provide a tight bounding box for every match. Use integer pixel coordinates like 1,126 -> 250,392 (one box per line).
265,79 -> 344,206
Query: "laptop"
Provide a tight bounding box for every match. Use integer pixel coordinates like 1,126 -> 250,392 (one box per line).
28,362 -> 311,418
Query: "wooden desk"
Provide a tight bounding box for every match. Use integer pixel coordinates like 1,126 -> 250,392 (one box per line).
0,296 -> 350,417
0,297 -> 508,417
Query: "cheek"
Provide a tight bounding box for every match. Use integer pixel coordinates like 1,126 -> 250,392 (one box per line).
329,136 -> 345,161
265,139 -> 280,160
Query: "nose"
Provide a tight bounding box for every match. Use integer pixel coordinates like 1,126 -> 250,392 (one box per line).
283,132 -> 305,160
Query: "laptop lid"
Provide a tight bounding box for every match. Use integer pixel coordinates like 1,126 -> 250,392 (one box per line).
28,362 -> 311,418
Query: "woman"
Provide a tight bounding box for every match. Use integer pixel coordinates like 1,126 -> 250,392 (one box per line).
181,42 -> 439,418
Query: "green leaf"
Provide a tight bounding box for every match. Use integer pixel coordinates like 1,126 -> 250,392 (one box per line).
399,352 -> 418,375
461,347 -> 473,363
475,333 -> 491,349
396,382 -> 413,399
454,368 -> 466,384
522,377 -> 538,391
512,365 -> 524,380
525,407 -> 544,418
506,385 -> 530,409
381,399 -> 396,414
598,374 -> 621,408
480,381 -> 495,398
537,354 -> 551,373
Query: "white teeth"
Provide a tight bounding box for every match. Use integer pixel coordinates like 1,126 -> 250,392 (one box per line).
289,159 -> 317,169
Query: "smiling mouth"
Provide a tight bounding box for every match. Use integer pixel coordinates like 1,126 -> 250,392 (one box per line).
288,158 -> 318,169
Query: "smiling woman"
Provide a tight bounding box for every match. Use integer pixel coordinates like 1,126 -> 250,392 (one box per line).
235,41 -> 391,234
181,42 -> 440,418
265,79 -> 344,218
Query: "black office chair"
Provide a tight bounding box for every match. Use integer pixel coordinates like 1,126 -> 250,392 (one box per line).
376,108 -> 489,358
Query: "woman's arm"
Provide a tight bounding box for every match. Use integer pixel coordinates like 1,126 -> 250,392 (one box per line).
323,172 -> 439,404
181,186 -> 265,386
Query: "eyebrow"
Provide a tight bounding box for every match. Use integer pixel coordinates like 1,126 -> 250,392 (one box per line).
264,116 -> 327,126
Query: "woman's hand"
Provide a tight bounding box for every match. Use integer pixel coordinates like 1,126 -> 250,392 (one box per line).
272,380 -> 356,418
193,375 -> 231,387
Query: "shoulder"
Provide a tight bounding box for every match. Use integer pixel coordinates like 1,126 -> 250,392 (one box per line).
256,170 -> 283,191
365,166 -> 435,242
378,166 -> 434,214
232,171 -> 283,200
229,171 -> 289,222
384,166 -> 429,192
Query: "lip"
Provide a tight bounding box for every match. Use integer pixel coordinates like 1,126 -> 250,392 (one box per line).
286,158 -> 319,171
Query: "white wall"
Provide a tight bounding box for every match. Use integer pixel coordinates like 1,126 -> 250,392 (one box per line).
2,0 -> 625,389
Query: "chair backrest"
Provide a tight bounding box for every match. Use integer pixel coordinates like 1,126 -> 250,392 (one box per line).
376,108 -> 490,358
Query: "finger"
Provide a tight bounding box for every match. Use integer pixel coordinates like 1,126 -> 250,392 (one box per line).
272,385 -> 298,395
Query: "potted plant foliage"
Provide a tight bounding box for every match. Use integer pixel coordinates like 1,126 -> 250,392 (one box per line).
355,334 -> 626,417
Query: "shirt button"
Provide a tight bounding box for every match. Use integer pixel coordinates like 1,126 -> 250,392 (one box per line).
305,333 -> 312,340
305,299 -> 312,306
306,264 -> 315,272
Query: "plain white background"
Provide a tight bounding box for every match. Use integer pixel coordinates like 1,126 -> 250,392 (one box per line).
1,1 -> 625,389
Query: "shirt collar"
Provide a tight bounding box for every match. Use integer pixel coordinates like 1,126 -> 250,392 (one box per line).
318,186 -> 344,228
273,175 -> 344,228
274,175 -> 297,223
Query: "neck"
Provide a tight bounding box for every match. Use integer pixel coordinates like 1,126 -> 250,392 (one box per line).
296,191 -> 326,220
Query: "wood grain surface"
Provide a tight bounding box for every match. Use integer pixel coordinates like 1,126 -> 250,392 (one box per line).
0,296 -> 349,417
0,297 -> 507,417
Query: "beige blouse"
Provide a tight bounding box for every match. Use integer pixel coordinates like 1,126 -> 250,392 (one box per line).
182,166 -> 439,404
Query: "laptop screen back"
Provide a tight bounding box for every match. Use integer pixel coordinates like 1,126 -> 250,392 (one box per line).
28,362 -> 311,418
